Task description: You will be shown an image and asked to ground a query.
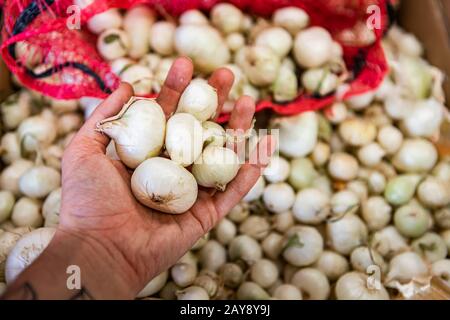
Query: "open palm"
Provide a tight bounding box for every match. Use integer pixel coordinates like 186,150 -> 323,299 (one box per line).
59,57 -> 274,293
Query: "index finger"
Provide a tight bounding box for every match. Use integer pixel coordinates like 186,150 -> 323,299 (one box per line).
157,56 -> 194,117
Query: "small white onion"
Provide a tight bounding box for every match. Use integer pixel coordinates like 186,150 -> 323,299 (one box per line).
291,268 -> 330,300
357,143 -> 386,167
86,8 -> 122,34
293,188 -> 330,225
120,65 -> 153,95
11,197 -> 42,228
0,160 -> 34,196
177,286 -> 209,300
97,28 -> 130,60
219,263 -> 244,288
393,139 -> 438,173
123,6 -> 156,59
339,118 -> 377,147
335,272 -> 389,300
0,133 -> 21,165
1,91 -> 31,129
328,152 -> 359,181
273,284 -> 303,300
313,250 -> 349,281
210,3 -> 243,34
288,158 -> 318,190
402,99 -> 444,138
239,216 -> 270,240
330,190 -> 359,217
326,214 -> 368,255
386,252 -> 428,284
192,145 -> 240,191
417,176 -> 450,208
236,282 -> 270,300
227,203 -> 250,223
312,142 -> 331,167
262,183 -> 295,213
18,165 -> 60,199
362,196 -> 392,231
431,260 -> 450,287
98,98 -> 166,169
18,115 -> 57,153
272,65 -> 299,103
273,7 -> 309,35
199,240 -> 227,272
176,79 -> 218,122
261,232 -> 284,260
226,33 -> 245,52
255,27 -> 293,58
214,218 -> 236,245
282,226 -> 323,267
347,91 -> 375,110
411,232 -> 447,263
175,25 -> 230,74
139,54 -> 161,72
263,155 -> 290,183
294,27 -> 333,68
325,102 -> 348,124
137,271 -> 168,298
228,235 -> 262,263
179,10 -> 209,25
350,246 -> 387,274
42,188 -> 61,228
272,211 -> 295,233
131,157 -> 198,214
150,21 -> 176,56
367,171 -> 387,194
0,191 -> 15,223
236,45 -> 280,87
302,68 -> 339,96
371,226 -> 409,258
272,112 -> 318,158
171,263 -> 197,288
250,259 -> 279,289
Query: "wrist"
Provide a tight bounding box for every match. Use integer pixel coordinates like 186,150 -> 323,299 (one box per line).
47,227 -> 143,299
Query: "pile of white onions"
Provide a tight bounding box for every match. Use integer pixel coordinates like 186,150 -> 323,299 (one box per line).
0,91 -> 81,285
2,3 -> 450,301
78,4 -> 351,108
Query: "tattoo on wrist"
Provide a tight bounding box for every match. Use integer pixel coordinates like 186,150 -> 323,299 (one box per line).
2,282 -> 94,300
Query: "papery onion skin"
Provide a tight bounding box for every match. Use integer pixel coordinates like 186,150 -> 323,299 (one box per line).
131,157 -> 198,214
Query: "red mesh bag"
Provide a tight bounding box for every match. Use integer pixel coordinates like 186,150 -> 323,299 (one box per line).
1,0 -> 392,122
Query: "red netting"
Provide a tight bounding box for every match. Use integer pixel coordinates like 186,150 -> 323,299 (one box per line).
1,0 -> 391,122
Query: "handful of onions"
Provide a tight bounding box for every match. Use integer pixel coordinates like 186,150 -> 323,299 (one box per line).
97,80 -> 241,214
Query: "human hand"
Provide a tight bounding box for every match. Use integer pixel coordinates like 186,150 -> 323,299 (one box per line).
56,57 -> 275,297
